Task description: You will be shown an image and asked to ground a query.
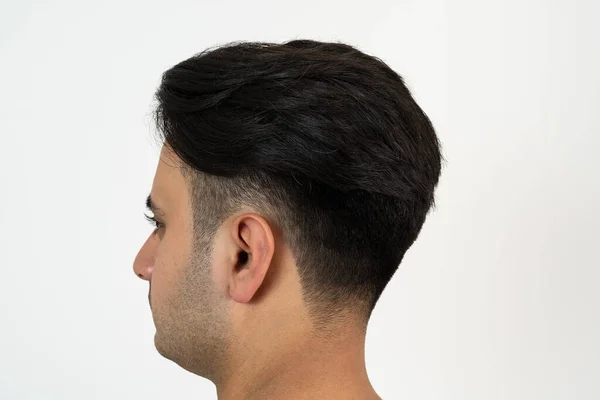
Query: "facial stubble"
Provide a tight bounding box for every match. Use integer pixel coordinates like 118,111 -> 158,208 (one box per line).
152,235 -> 232,381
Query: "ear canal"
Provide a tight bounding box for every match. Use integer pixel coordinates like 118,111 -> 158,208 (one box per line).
236,250 -> 249,270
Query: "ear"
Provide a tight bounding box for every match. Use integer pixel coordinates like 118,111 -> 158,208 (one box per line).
227,213 -> 275,303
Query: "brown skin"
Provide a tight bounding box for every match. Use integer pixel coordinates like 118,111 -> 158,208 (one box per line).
134,145 -> 382,400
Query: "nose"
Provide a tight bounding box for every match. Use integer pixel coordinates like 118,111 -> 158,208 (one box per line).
133,234 -> 156,281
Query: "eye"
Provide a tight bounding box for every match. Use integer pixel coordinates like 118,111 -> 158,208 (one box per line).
144,213 -> 165,234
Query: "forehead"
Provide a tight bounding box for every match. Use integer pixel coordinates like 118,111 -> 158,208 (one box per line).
151,146 -> 189,208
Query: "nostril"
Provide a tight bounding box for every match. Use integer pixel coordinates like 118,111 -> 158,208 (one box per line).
138,273 -> 144,278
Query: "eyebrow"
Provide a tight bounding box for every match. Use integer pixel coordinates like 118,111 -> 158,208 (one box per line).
146,195 -> 166,217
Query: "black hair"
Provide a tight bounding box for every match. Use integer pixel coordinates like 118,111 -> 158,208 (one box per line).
154,39 -> 442,331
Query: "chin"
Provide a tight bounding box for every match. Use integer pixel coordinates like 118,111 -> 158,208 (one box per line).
153,331 -> 172,361
154,332 -> 186,366
153,331 -> 211,379
153,332 -> 163,354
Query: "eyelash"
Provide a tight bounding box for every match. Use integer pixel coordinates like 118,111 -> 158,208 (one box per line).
144,213 -> 165,232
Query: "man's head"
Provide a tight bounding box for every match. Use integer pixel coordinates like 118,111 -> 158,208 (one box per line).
133,39 -> 442,382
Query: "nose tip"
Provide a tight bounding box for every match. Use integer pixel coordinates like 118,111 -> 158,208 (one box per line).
133,249 -> 154,281
134,235 -> 156,281
134,264 -> 154,281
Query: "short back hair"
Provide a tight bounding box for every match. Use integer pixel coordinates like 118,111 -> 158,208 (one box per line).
154,39 -> 442,331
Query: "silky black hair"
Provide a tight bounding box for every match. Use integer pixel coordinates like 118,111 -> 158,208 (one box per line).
154,39 -> 442,330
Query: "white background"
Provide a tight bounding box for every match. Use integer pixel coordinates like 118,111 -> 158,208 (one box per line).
1,0 -> 598,399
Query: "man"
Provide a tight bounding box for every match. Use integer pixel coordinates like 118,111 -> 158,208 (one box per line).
134,39 -> 442,400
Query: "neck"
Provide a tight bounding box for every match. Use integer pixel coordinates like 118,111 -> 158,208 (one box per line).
215,323 -> 380,400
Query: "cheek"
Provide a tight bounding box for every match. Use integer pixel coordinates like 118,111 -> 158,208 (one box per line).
151,232 -> 192,306
209,228 -> 232,293
150,259 -> 179,307
150,260 -> 175,306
